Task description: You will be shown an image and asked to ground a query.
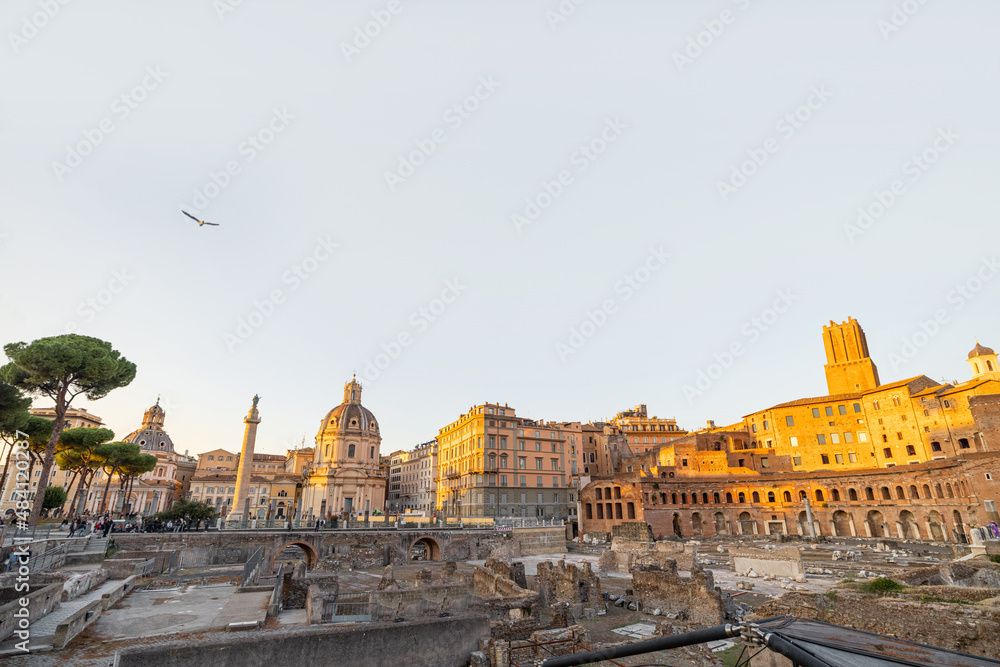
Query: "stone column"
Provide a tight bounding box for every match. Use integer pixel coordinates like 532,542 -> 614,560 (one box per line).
895,521 -> 905,539
848,515 -> 857,537
228,397 -> 261,524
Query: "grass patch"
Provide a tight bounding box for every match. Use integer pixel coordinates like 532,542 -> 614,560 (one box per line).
824,591 -> 838,600
839,578 -> 855,583
988,555 -> 1000,564
859,577 -> 905,596
920,596 -> 972,605
718,644 -> 746,667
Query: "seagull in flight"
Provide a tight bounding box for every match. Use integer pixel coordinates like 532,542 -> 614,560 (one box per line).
182,210 -> 219,227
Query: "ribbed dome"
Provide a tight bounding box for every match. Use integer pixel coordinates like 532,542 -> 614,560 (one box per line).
124,398 -> 175,453
316,377 -> 379,439
968,342 -> 995,359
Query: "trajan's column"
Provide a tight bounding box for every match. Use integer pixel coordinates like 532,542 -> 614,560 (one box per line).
228,394 -> 261,523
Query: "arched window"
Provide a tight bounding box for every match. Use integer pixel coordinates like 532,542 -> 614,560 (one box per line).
815,489 -> 824,502
799,490 -> 807,500
703,493 -> 709,504
671,493 -> 677,504
726,492 -> 733,503
946,483 -> 954,498
751,491 -> 760,503
738,492 -> 746,503
989,360 -> 995,371
922,484 -> 931,499
783,491 -> 791,502
895,486 -> 905,500
767,491 -> 775,503
681,493 -> 688,504
880,487 -> 891,500
713,492 -> 720,504
831,489 -> 840,501
935,483 -> 944,498
865,487 -> 875,501
908,485 -> 918,499
348,444 -> 356,457
596,488 -> 602,500
849,488 -> 858,501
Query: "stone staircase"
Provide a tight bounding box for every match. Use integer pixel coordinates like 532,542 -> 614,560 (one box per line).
64,535 -> 109,565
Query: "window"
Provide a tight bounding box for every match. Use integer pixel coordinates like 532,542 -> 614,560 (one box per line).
500,475 -> 507,487
834,454 -> 843,464
208,455 -> 215,461
905,445 -> 915,456
789,436 -> 798,447
944,400 -> 951,408
848,452 -> 857,462
896,432 -> 903,440
518,457 -> 526,470
959,438 -> 970,449
682,459 -> 688,467
752,491 -> 760,502
882,434 -> 889,443
535,458 -> 542,470
812,408 -> 820,418
831,433 -> 840,444
737,458 -> 745,467
821,454 -> 830,464
793,456 -> 802,466
844,432 -> 854,443
752,423 -> 757,433
519,476 -> 526,487
763,420 -> 769,430
853,403 -> 861,413
858,432 -> 868,442
535,442 -> 542,451
347,444 -> 355,457
825,406 -> 834,416
552,477 -> 558,487
537,476 -> 543,487
767,491 -> 775,502
815,489 -> 824,502
817,434 -> 826,445
760,457 -> 769,468
883,447 -> 893,459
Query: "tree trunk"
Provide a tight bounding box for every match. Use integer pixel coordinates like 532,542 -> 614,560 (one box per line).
99,467 -> 115,515
0,440 -> 15,507
29,383 -> 69,525
63,470 -> 78,515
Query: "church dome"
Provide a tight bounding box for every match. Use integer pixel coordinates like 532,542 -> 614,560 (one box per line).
968,342 -> 995,359
316,377 -> 379,438
123,398 -> 175,454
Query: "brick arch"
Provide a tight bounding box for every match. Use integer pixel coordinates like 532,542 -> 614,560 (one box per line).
270,540 -> 319,569
408,536 -> 442,562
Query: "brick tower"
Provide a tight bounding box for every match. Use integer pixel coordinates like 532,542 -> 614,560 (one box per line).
822,318 -> 880,395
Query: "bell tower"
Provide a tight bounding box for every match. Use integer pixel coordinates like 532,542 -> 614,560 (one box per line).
968,342 -> 1000,381
823,318 -> 880,395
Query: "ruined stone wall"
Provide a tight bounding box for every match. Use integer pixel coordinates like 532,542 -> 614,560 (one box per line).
511,527 -> 566,555
729,546 -> 804,579
535,560 -> 601,607
611,522 -> 653,543
631,562 -> 723,627
753,591 -> 1000,659
372,584 -> 472,620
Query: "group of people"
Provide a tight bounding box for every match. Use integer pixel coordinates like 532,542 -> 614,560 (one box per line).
61,516 -> 114,538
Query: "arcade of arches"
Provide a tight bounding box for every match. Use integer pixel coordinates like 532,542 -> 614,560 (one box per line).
580,454 -> 1000,543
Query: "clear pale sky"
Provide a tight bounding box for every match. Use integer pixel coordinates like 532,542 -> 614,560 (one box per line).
2,1 -> 998,457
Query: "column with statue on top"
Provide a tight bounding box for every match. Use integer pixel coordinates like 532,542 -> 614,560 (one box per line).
227,395 -> 261,525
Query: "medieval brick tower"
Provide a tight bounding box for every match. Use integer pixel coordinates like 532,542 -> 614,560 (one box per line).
822,317 -> 881,395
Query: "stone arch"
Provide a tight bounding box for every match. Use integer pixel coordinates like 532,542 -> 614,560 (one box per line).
408,536 -> 442,562
270,540 -> 319,570
798,511 -> 809,534
691,512 -> 703,536
739,511 -> 755,535
714,512 -> 727,535
928,511 -> 945,541
899,510 -> 918,539
672,513 -> 682,537
866,510 -> 885,538
832,510 -> 852,537
953,510 -> 965,542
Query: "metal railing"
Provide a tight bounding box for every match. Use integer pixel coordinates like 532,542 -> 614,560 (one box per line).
494,517 -> 565,529
323,593 -> 378,623
134,557 -> 157,577
242,547 -> 263,586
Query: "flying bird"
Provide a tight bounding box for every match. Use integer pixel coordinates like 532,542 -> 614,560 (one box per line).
182,210 -> 219,227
